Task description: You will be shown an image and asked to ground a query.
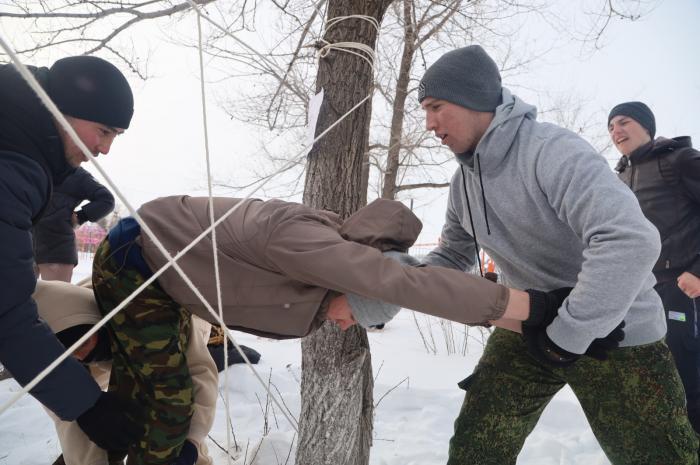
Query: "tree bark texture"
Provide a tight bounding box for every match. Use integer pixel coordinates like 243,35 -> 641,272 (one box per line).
297,1 -> 393,465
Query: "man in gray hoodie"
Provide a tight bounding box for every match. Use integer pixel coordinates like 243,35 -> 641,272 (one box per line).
419,45 -> 697,464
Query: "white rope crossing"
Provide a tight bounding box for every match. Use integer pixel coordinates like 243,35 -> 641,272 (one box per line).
0,5 -> 383,454
194,14 -> 235,462
0,31 -> 297,430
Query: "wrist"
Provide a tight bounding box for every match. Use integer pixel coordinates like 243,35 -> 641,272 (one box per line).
504,289 -> 529,321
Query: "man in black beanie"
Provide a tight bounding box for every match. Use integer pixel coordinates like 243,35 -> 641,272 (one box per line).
609,101 -> 700,435
418,45 -> 697,464
608,101 -> 656,156
0,55 -> 140,453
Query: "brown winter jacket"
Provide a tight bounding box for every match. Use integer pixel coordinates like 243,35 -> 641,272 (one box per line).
137,197 -> 509,338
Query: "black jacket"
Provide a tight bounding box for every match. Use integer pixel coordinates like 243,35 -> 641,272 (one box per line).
617,137 -> 700,282
0,63 -> 101,420
34,167 -> 115,265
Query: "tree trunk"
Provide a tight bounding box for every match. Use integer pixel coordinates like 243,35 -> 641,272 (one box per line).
381,0 -> 415,200
297,1 -> 392,464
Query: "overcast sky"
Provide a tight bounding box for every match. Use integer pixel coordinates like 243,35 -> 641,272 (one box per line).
2,0 -> 698,242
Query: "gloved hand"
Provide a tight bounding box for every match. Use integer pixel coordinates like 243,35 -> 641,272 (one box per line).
76,391 -> 143,451
523,320 -> 626,367
585,321 -> 626,360
522,325 -> 579,367
171,440 -> 198,465
524,287 -> 573,327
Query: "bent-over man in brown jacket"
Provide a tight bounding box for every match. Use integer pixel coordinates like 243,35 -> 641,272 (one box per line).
89,196 -> 616,464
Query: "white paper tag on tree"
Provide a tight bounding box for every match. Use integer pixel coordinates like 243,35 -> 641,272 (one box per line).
307,88 -> 324,148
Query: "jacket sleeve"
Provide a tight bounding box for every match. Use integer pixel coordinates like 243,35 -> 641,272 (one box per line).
264,213 -> 508,324
422,181 -> 477,271
678,147 -> 700,277
535,134 -> 662,353
0,153 -> 101,420
74,168 -> 115,224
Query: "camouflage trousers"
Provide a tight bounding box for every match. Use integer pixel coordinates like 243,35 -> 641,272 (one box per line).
93,239 -> 194,465
448,329 -> 699,465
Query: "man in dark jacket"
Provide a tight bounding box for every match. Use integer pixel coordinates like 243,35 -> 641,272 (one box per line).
609,101 -> 700,432
0,56 -> 140,451
34,166 -> 115,282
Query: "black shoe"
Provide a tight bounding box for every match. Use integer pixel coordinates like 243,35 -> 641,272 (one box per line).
208,344 -> 261,372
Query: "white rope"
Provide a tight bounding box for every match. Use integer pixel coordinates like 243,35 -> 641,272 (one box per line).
0,32 -> 294,429
0,11 -> 377,431
194,14 -> 234,462
317,15 -> 379,70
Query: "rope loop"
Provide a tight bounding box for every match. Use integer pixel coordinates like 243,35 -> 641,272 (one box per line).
317,14 -> 380,71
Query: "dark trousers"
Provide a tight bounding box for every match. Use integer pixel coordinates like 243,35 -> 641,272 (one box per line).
657,279 -> 700,433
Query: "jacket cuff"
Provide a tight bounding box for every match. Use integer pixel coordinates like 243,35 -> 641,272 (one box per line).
75,210 -> 88,225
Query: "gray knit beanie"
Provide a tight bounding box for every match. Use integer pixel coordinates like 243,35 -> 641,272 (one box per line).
418,45 -> 502,112
608,101 -> 656,139
346,251 -> 421,328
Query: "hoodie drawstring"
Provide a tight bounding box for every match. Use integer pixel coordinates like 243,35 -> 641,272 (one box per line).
460,155 -> 491,277
476,153 -> 491,235
460,166 -> 481,275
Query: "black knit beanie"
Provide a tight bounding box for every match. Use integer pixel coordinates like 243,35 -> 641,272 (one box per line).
418,45 -> 502,112
608,101 -> 656,139
48,56 -> 134,129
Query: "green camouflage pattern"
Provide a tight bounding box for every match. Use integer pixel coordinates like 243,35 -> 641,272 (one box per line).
448,328 -> 699,465
93,239 -> 194,465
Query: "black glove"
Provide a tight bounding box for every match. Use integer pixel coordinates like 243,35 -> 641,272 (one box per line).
522,325 -> 579,368
584,321 -> 626,360
524,287 -> 573,327
171,440 -> 198,465
76,391 -> 143,451
523,320 -> 627,367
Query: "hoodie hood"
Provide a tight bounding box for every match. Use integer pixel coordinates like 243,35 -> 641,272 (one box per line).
339,198 -> 422,252
33,280 -> 101,333
456,88 -> 537,173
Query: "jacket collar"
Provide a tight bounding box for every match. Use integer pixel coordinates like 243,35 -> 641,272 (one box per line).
0,63 -> 74,186
627,136 -> 693,164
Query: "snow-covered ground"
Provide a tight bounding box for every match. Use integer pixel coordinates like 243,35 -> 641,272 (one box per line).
0,257 -> 611,465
